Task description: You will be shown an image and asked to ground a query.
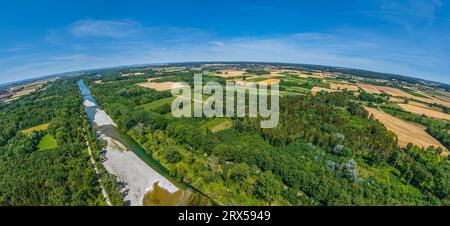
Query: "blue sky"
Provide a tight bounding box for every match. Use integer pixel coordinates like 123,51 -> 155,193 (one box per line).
1,0 -> 450,84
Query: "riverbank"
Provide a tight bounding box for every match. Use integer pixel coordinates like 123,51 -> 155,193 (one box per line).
100,135 -> 179,205
79,79 -> 212,206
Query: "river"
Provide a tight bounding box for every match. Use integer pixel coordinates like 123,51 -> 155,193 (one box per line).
77,80 -> 213,206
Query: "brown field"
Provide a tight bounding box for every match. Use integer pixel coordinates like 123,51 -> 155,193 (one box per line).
311,87 -> 338,96
329,83 -> 359,92
358,84 -> 382,94
408,101 -> 430,109
365,107 -> 447,153
137,82 -> 186,91
376,86 -> 416,99
21,123 -> 50,135
398,104 -> 450,120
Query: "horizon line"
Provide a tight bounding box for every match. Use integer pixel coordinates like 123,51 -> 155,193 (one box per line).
1,61 -> 449,87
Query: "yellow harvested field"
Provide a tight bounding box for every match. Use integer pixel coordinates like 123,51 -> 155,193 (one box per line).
365,107 -> 447,153
94,80 -> 103,84
298,74 -> 309,78
21,123 -> 50,135
399,104 -> 450,120
212,70 -> 246,78
311,87 -> 338,96
138,82 -> 186,91
329,83 -> 359,92
409,101 -> 430,109
258,78 -> 280,85
376,86 -> 415,99
298,73 -> 324,79
358,84 -> 382,94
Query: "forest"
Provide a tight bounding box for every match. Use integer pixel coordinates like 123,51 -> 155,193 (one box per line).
0,80 -> 105,205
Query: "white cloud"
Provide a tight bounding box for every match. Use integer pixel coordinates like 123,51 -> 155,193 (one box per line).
69,19 -> 142,38
1,18 -> 449,84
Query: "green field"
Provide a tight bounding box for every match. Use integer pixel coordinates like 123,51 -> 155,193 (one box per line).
140,96 -> 176,112
247,77 -> 269,83
200,118 -> 233,132
400,88 -> 431,99
37,133 -> 58,151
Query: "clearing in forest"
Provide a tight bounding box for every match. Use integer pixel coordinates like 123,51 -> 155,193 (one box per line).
398,104 -> 450,120
201,118 -> 233,133
21,123 -> 50,135
365,107 -> 447,152
38,134 -> 58,151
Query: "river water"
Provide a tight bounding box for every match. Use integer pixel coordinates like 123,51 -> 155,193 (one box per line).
77,80 -> 213,206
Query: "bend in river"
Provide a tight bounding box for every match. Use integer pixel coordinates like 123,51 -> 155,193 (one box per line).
77,80 -> 213,206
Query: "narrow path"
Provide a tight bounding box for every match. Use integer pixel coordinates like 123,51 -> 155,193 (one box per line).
83,132 -> 112,206
377,106 -> 385,114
